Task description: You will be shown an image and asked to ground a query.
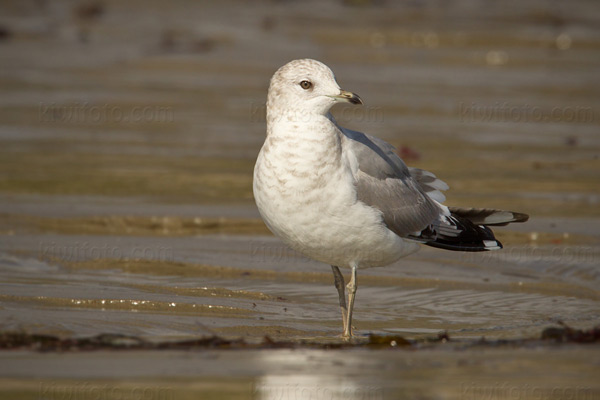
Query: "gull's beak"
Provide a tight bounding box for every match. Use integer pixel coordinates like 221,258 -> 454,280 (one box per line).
332,90 -> 363,105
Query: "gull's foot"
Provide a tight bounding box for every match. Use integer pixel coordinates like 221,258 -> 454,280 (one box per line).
341,325 -> 356,341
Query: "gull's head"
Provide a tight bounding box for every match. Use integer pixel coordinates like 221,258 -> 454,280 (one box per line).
267,59 -> 362,119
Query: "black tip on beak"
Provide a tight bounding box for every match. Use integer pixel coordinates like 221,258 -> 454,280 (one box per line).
337,90 -> 363,105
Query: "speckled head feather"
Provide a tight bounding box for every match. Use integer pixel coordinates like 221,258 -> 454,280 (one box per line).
266,59 -> 345,128
268,59 -> 337,99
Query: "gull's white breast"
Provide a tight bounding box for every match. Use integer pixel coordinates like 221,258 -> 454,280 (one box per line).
253,118 -> 418,269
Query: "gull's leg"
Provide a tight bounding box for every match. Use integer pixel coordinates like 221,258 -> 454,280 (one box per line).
331,265 -> 348,334
344,264 -> 358,338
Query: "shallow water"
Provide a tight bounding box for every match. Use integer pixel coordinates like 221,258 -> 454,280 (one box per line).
1,0 -> 599,398
1,200 -> 599,341
1,199 -> 599,399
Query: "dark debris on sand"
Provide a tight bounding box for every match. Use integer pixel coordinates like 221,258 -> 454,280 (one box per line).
540,321 -> 600,344
0,324 -> 598,352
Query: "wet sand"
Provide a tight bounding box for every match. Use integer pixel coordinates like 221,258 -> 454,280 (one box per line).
2,346 -> 600,399
1,0 -> 599,399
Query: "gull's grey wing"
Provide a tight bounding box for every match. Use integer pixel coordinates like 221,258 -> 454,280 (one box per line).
340,126 -> 441,237
407,167 -> 449,203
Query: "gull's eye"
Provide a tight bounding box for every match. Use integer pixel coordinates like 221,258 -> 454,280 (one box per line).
299,80 -> 313,90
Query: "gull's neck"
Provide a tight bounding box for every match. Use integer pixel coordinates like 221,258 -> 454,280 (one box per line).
264,108 -> 343,172
266,104 -> 339,138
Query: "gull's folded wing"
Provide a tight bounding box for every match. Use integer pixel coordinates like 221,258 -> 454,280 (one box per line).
338,123 -> 529,252
339,126 -> 441,237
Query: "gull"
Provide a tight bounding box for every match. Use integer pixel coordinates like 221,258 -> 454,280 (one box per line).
253,59 -> 528,338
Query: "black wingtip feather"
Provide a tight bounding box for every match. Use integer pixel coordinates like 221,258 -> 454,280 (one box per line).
418,215 -> 504,252
512,212 -> 530,223
425,237 -> 503,252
